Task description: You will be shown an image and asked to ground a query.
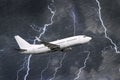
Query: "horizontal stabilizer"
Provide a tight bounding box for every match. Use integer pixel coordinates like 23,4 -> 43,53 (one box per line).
15,48 -> 27,52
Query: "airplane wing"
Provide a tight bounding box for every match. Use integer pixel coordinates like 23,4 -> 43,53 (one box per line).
41,41 -> 61,50
35,37 -> 61,51
41,41 -> 72,52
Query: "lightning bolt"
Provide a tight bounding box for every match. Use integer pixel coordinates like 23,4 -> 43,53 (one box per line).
30,24 -> 42,32
23,55 -> 32,80
16,56 -> 28,80
73,51 -> 90,80
23,1 -> 56,80
40,56 -> 50,80
71,10 -> 76,36
95,0 -> 120,53
38,3 -> 56,80
16,1 -> 56,80
37,5 -> 56,39
49,53 -> 66,80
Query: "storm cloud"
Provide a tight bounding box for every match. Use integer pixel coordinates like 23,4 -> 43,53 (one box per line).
0,0 -> 120,80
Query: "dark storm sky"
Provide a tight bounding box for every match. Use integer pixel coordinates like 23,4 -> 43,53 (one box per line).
0,0 -> 120,80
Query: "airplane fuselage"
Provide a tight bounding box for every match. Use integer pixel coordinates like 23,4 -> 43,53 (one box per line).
21,35 -> 92,54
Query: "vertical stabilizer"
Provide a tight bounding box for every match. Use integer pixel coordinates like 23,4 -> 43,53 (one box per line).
14,35 -> 31,49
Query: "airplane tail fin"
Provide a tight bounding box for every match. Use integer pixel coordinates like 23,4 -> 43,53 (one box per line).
14,35 -> 31,49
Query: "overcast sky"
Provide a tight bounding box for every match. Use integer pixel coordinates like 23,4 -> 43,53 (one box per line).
0,0 -> 120,80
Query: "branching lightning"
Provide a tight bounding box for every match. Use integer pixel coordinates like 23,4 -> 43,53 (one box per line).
15,0 -> 120,80
16,57 -> 28,80
30,24 -> 42,32
24,55 -> 32,80
96,0 -> 120,53
37,5 -> 56,39
16,1 -> 56,80
24,1 -> 56,80
49,53 -> 66,80
73,51 -> 90,80
40,56 -> 50,80
71,10 -> 90,80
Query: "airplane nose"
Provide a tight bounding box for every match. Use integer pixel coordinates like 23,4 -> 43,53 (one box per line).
88,37 -> 92,41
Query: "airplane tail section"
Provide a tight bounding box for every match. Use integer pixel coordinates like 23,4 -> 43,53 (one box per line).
14,35 -> 31,49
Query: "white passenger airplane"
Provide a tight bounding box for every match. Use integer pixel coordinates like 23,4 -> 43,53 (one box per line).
14,35 -> 92,54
